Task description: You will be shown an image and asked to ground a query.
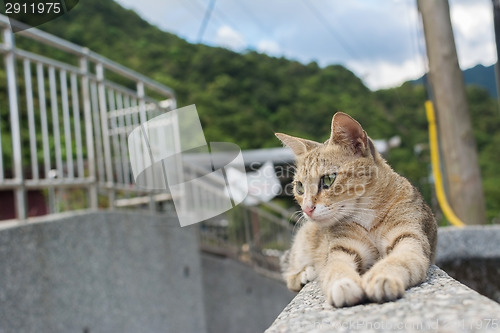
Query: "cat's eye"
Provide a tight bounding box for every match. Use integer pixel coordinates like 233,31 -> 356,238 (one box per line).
321,173 -> 337,189
295,181 -> 304,195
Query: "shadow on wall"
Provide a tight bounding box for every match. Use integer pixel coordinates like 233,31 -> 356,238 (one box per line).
201,253 -> 294,333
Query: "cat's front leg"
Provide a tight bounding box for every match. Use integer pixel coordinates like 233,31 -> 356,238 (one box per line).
281,223 -> 318,291
320,249 -> 365,307
281,246 -> 317,291
283,264 -> 317,291
362,233 -> 430,303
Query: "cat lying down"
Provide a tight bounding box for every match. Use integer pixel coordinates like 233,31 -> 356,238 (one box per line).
276,112 -> 437,307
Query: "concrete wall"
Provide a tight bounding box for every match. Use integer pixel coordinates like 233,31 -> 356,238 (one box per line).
201,254 -> 294,333
0,211 -> 206,333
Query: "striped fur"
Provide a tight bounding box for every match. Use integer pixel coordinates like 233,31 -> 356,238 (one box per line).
276,112 -> 437,307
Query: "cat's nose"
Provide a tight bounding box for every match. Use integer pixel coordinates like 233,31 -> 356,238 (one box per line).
303,205 -> 316,217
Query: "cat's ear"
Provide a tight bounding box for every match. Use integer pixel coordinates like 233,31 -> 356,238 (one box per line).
275,133 -> 320,156
329,112 -> 369,156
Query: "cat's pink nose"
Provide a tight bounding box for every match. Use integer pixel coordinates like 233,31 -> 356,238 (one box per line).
303,206 -> 316,217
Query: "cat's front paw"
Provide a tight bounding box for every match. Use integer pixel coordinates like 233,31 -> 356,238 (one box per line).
285,266 -> 317,291
362,271 -> 405,303
300,265 -> 317,285
328,277 -> 365,307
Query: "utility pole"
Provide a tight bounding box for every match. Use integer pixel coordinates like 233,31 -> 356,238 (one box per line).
492,0 -> 500,107
418,0 -> 486,225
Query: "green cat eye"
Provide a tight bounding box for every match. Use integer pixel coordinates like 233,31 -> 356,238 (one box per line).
295,181 -> 304,195
321,173 -> 337,189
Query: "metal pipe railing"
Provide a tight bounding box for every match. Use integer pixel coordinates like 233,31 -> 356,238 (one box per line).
0,15 -> 175,98
0,14 -> 176,221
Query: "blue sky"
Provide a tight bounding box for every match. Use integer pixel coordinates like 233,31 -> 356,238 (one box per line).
114,0 -> 495,90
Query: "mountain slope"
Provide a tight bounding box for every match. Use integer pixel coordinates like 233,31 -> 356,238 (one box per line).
463,64 -> 497,97
412,64 -> 497,97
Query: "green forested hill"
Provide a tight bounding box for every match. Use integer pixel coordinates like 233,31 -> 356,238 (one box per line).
10,0 -> 500,221
34,0 -> 392,148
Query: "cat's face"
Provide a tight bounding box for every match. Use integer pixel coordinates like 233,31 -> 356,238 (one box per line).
276,112 -> 379,227
293,143 -> 377,226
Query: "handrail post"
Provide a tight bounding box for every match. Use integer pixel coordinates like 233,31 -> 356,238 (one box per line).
96,63 -> 115,209
3,27 -> 26,221
80,49 -> 98,210
137,81 -> 155,213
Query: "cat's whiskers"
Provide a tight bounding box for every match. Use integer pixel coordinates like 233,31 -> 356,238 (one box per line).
291,212 -> 307,234
290,210 -> 303,222
311,196 -> 383,226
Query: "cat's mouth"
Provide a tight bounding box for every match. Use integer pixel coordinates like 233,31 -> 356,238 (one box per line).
305,212 -> 336,225
305,204 -> 349,226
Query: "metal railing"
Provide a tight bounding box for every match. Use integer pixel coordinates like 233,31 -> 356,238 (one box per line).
0,15 -> 176,221
199,202 -> 295,274
184,159 -> 295,273
0,15 -> 294,275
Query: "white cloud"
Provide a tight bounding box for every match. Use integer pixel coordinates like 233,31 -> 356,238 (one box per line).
348,58 -> 426,90
215,25 -> 246,51
257,40 -> 281,56
450,1 -> 496,68
451,4 -> 491,40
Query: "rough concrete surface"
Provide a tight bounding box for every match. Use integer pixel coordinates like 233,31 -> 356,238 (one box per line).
266,265 -> 500,333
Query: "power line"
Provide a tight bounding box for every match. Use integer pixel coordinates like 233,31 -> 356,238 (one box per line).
193,0 -> 282,52
183,0 -> 206,19
301,0 -> 358,60
197,0 -> 217,43
413,0 -> 429,74
207,2 -> 240,34
234,1 -> 275,39
194,0 -> 242,43
415,0 -> 433,98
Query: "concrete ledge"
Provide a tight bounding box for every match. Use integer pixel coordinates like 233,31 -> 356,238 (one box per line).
436,225 -> 500,262
266,266 -> 500,333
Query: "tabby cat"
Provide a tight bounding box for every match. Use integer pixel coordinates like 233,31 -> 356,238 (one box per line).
276,112 -> 437,307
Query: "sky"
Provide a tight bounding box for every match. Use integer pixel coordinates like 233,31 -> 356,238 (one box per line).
114,0 -> 496,90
